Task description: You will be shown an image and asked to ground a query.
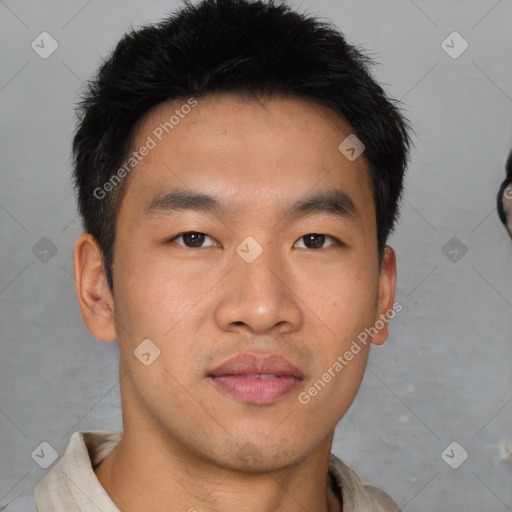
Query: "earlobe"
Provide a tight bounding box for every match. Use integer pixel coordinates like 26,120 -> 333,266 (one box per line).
73,232 -> 117,342
371,245 -> 397,346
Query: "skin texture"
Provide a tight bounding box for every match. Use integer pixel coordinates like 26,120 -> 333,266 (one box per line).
73,92 -> 397,512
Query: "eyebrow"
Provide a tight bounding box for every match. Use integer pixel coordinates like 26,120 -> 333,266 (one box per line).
144,188 -> 359,222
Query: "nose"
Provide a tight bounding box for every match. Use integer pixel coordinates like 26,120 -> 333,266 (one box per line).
214,242 -> 304,335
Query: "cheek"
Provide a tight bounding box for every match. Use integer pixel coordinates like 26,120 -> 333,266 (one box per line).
113,247 -> 223,387
295,258 -> 378,340
113,253 -> 210,396
295,271 -> 375,424
114,246 -> 209,338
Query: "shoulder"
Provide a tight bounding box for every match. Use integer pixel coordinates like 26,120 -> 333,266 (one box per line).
329,453 -> 402,512
35,430 -> 123,512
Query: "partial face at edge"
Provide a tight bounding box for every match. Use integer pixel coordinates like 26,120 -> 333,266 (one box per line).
98,93 -> 396,471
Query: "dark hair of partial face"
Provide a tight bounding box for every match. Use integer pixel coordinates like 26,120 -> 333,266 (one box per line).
497,148 -> 512,236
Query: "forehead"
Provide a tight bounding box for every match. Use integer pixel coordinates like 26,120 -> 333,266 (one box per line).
116,93 -> 375,229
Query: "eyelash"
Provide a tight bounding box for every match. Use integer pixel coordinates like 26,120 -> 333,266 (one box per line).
167,231 -> 344,250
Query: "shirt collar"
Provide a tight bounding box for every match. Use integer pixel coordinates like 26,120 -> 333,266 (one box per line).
35,430 -> 397,512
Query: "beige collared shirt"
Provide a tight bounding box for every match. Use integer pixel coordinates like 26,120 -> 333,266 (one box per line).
35,431 -> 402,511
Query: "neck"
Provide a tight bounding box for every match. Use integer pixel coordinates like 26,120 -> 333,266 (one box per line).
94,424 -> 342,512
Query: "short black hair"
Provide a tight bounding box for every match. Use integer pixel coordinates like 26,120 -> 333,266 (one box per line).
72,0 -> 412,294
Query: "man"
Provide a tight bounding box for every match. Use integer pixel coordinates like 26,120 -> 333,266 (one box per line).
35,0 -> 411,510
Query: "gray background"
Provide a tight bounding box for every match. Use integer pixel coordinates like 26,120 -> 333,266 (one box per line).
1,0 -> 512,510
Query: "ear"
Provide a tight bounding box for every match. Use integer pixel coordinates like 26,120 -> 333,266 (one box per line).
371,245 -> 397,346
73,232 -> 117,342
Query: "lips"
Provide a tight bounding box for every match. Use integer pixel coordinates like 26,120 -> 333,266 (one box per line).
207,353 -> 305,405
208,353 -> 305,380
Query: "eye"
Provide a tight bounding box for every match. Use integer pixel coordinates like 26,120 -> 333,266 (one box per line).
167,232 -> 342,250
293,233 -> 341,250
169,231 -> 217,248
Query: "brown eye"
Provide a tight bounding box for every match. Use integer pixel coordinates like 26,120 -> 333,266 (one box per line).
170,232 -> 216,248
294,233 -> 339,249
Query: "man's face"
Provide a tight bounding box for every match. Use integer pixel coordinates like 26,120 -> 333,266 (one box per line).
105,93 -> 393,471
